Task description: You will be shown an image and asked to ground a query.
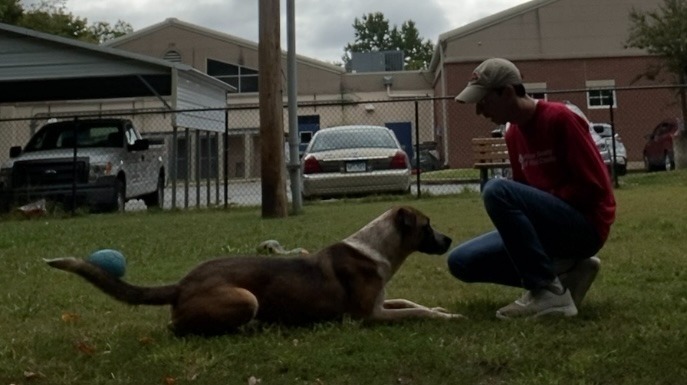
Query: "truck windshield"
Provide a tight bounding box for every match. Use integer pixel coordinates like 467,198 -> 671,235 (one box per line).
24,121 -> 123,152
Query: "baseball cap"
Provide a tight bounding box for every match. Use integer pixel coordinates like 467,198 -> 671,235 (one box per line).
455,58 -> 522,103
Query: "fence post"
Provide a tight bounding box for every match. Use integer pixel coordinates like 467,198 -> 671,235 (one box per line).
196,129 -> 201,209
414,100 -> 421,199
70,117 -> 79,215
215,131 -> 220,206
609,102 -> 619,188
184,127 -> 190,209
171,125 -> 178,210
206,130 -> 211,206
224,109 -> 229,209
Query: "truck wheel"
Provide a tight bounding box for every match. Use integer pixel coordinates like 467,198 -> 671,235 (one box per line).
665,152 -> 676,171
107,178 -> 125,213
143,172 -> 165,209
0,198 -> 10,214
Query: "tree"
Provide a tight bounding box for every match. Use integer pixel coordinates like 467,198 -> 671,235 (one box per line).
86,20 -> 134,44
343,12 -> 434,71
3,0 -> 132,43
391,20 -> 435,71
0,0 -> 23,25
19,0 -> 92,41
626,0 -> 687,168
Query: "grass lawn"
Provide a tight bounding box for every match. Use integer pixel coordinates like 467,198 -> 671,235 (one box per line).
1,171 -> 687,385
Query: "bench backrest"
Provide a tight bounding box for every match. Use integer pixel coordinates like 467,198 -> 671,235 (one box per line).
472,137 -> 510,167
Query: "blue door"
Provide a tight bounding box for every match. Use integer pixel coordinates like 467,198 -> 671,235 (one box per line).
385,122 -> 413,161
298,115 -> 320,157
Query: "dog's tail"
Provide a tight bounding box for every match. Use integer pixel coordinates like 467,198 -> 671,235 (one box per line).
45,257 -> 178,306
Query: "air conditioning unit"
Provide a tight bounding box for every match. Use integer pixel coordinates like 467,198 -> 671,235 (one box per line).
349,50 -> 405,73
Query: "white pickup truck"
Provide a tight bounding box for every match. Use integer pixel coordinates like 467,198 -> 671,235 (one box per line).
0,118 -> 165,213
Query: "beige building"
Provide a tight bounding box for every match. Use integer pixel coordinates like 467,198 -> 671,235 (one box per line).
104,18 -> 436,178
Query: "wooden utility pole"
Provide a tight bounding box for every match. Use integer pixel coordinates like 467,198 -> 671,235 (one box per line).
258,0 -> 288,218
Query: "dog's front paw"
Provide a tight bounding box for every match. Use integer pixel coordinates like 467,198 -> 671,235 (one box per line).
431,308 -> 466,320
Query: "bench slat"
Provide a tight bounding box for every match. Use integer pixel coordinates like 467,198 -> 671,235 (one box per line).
474,162 -> 510,168
472,137 -> 507,145
471,137 -> 511,190
474,156 -> 508,162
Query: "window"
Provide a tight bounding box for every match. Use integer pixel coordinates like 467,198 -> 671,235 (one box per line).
300,131 -> 313,145
125,125 -> 139,146
525,82 -> 547,101
206,58 -> 259,93
200,135 -> 218,179
586,80 -> 616,109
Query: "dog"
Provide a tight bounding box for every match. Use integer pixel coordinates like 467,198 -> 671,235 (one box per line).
46,206 -> 463,336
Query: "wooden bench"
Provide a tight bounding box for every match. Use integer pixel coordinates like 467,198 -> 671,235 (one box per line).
472,137 -> 510,191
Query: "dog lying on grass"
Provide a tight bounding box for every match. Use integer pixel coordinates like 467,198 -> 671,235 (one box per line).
46,206 -> 463,336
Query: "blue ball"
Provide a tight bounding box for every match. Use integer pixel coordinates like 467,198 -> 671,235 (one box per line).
87,249 -> 126,278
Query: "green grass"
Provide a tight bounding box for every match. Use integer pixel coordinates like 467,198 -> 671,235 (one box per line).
419,167 -> 480,181
2,171 -> 687,384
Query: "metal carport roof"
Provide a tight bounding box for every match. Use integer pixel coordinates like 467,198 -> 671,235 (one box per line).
0,22 -> 234,131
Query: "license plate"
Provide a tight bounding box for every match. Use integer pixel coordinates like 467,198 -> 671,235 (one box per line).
345,161 -> 367,173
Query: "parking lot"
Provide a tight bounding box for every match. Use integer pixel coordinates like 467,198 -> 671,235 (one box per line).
125,179 -> 479,211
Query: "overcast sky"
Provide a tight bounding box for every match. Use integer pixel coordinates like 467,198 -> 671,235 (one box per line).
48,0 -> 532,63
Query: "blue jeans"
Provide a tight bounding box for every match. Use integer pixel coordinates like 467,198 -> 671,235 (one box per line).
447,178 -> 602,291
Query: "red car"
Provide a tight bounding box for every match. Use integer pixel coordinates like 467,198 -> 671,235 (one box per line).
643,118 -> 683,171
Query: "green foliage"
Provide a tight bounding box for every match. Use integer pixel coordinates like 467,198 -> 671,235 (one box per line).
344,12 -> 434,70
391,20 -> 435,71
1,171 -> 687,384
0,0 -> 22,24
86,20 -> 134,44
627,0 -> 687,141
626,0 -> 687,80
3,0 -> 132,43
19,0 -> 91,40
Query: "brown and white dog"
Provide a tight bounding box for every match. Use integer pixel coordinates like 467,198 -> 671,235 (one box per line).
46,206 -> 463,336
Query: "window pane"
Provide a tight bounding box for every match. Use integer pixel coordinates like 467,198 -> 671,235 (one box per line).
215,76 -> 239,89
528,92 -> 547,100
588,89 -> 615,107
240,66 -> 258,76
601,91 -> 614,106
207,59 -> 238,76
240,75 -> 259,93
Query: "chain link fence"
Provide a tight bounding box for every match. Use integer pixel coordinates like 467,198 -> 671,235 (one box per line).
0,84 -> 683,215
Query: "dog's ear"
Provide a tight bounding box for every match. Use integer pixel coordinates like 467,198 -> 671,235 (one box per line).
395,206 -> 417,231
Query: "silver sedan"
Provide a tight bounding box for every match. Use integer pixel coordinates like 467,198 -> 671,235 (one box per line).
300,125 -> 411,199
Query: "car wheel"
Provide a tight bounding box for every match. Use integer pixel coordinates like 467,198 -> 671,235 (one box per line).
644,155 -> 653,172
665,152 -> 676,171
616,164 -> 627,176
143,172 -> 165,209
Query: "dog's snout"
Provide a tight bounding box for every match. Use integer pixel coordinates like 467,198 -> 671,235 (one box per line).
417,227 -> 453,255
439,234 -> 452,251
436,233 -> 452,253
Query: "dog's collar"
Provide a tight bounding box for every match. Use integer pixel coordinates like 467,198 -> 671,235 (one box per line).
342,238 -> 391,281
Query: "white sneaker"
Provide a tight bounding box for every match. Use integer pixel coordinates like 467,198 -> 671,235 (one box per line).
496,287 -> 578,320
558,256 -> 601,308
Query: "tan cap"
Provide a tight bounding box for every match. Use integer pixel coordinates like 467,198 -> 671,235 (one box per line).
455,58 -> 522,103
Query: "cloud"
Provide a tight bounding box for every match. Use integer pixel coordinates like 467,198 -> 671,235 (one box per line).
57,0 -> 529,63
